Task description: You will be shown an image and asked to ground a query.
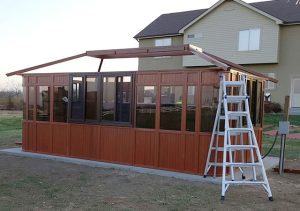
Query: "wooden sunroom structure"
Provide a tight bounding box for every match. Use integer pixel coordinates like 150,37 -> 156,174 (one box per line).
7,45 -> 277,175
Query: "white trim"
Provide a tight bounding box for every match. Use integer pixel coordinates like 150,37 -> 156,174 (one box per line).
179,0 -> 283,33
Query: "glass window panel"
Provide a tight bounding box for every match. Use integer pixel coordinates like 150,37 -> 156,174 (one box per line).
71,77 -> 84,120
36,86 -> 50,121
28,86 -> 34,120
85,77 -> 98,120
201,86 -> 219,132
160,86 -> 182,131
249,28 -> 260,50
238,30 -> 249,51
53,86 -> 69,122
23,87 -> 26,120
136,86 -> 156,129
116,76 -> 132,122
102,77 -> 116,121
186,86 -> 196,132
155,38 -> 172,46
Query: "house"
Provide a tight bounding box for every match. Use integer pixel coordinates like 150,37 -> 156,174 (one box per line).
135,0 -> 300,113
6,45 -> 275,175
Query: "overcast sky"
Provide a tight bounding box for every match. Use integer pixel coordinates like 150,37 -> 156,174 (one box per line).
0,0 -> 261,90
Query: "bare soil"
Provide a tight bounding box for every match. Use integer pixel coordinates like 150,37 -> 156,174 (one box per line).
0,154 -> 299,210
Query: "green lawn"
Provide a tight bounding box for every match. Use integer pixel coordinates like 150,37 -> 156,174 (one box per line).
0,111 -> 22,148
262,113 -> 300,161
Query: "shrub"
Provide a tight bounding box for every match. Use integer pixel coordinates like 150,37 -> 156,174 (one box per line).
264,101 -> 282,113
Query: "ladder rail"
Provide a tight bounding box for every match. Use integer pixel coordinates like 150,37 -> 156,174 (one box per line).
204,73 -> 273,201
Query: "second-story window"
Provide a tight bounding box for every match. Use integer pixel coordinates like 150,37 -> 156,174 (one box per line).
155,38 -> 172,47
238,28 -> 260,51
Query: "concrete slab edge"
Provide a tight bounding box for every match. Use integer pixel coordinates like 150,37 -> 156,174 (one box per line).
0,148 -> 221,184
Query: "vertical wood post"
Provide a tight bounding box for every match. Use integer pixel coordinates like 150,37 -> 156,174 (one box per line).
279,96 -> 290,174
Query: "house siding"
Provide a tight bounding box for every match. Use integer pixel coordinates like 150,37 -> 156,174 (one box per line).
183,1 -> 279,67
245,25 -> 300,106
138,36 -> 184,70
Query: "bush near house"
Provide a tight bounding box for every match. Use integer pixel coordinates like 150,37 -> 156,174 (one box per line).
264,101 -> 282,113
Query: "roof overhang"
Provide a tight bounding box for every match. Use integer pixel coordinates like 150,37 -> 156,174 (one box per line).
179,0 -> 283,33
5,44 -> 277,83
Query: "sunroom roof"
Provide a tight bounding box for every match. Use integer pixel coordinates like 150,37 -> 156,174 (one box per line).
6,44 -> 277,83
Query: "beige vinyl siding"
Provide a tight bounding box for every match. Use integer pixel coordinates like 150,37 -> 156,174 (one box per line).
245,25 -> 300,106
138,36 -> 184,70
183,1 -> 280,67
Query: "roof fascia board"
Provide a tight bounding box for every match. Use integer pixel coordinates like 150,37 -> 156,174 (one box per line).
179,0 -> 283,33
136,33 -> 182,41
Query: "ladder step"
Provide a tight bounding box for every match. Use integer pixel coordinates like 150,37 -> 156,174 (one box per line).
220,115 -> 239,120
213,131 -> 240,136
228,128 -> 252,132
227,145 -> 257,150
224,96 -> 248,103
211,147 -> 224,151
227,111 -> 248,117
223,81 -> 244,87
226,162 -> 262,167
225,181 -> 266,185
208,162 -> 223,167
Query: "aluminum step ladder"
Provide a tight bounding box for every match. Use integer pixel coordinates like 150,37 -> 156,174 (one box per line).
203,73 -> 273,201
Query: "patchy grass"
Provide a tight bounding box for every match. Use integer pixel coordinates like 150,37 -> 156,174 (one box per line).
0,111 -> 22,148
262,113 -> 300,161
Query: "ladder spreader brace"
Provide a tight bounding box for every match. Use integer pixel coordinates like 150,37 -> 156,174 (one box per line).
203,73 -> 273,201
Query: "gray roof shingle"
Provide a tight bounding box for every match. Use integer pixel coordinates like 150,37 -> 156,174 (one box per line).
134,9 -> 207,39
135,0 -> 300,39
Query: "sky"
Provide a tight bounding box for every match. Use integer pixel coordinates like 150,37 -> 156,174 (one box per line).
0,0 -> 262,90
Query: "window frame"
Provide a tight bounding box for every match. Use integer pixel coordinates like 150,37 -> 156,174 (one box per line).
68,72 -> 135,126
100,72 -> 135,127
238,28 -> 261,51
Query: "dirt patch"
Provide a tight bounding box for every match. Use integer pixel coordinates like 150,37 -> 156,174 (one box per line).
0,154 -> 299,210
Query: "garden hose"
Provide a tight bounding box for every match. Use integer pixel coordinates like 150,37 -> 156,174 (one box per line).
262,130 -> 279,159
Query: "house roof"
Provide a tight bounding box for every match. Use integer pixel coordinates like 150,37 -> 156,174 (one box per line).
5,44 -> 277,83
134,0 -> 300,39
134,9 -> 207,39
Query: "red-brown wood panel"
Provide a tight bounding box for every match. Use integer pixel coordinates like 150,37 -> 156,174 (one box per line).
69,124 -> 85,157
187,72 -> 199,84
54,75 -> 69,86
136,73 -> 158,85
28,76 -> 36,85
36,123 -> 52,153
184,134 -> 199,174
37,76 -> 51,85
198,134 -> 211,175
99,127 -> 134,164
84,125 -> 99,160
201,71 -> 220,85
158,132 -> 185,171
27,122 -> 36,151
161,73 -> 185,84
134,130 -> 156,167
52,124 -> 68,155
